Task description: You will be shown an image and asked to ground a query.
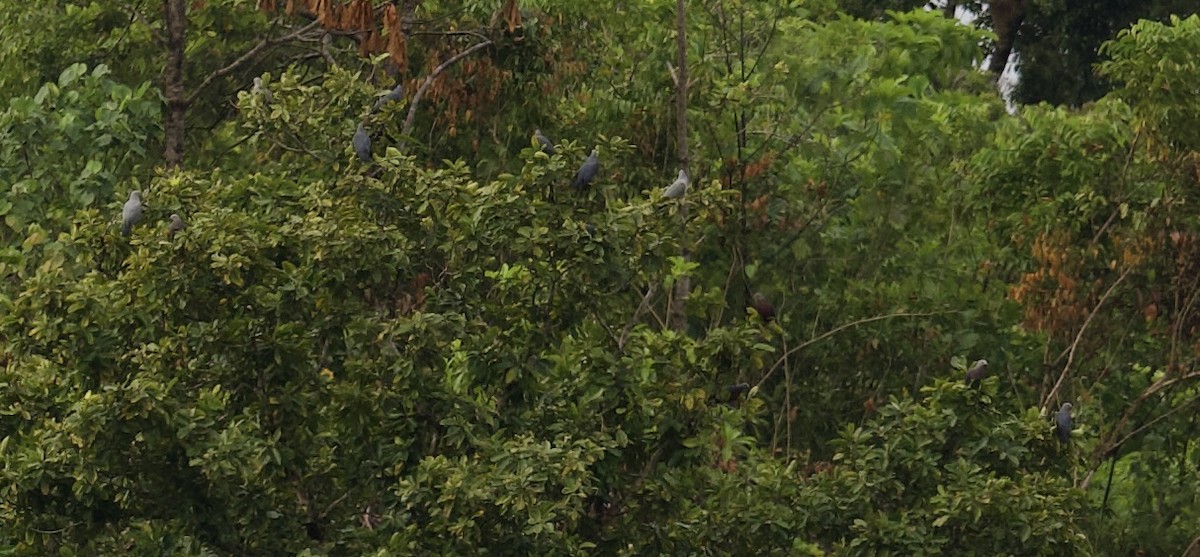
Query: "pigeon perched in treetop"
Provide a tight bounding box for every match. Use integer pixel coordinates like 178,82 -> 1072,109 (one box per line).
965,359 -> 988,385
353,122 -> 371,162
571,148 -> 600,189
372,82 -> 405,112
252,77 -> 273,104
168,213 -> 186,238
663,169 -> 688,199
752,292 -> 776,323
534,128 -> 555,155
121,190 -> 143,236
1055,402 -> 1073,443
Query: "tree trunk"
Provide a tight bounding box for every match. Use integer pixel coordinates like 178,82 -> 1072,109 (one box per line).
987,0 -> 1026,76
163,0 -> 188,168
668,0 -> 690,332
942,0 -> 958,19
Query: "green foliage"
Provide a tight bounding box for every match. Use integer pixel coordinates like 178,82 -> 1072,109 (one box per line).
4,1 -> 1200,554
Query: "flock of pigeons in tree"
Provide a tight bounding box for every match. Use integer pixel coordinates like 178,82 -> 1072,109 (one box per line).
123,80 -> 1077,443
347,81 -> 691,198
965,359 -> 1075,443
119,189 -> 185,239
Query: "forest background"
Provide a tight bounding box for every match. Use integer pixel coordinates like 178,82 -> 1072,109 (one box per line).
1,0 -> 1200,555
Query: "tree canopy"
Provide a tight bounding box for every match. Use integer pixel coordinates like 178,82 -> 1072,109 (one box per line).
1,1 -> 1199,555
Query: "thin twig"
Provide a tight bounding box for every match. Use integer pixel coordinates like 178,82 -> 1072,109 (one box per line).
755,311 -> 953,390
1041,268 -> 1131,411
618,285 -> 657,352
401,40 -> 494,138
187,21 -> 321,105
1180,535 -> 1200,557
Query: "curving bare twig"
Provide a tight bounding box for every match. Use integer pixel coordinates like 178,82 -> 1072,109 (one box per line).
187,21 -> 322,105
1041,268 -> 1131,412
754,310 -> 954,391
401,40 -> 494,139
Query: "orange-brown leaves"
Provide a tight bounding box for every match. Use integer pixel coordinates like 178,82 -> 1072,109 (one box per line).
341,0 -> 374,31
422,51 -> 508,146
312,0 -> 331,26
382,4 -> 409,72
1010,231 -> 1085,332
257,0 -> 275,12
499,0 -> 522,33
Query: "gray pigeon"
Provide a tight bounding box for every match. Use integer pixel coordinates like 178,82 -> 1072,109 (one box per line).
121,190 -> 143,236
534,128 -> 555,155
965,359 -> 988,384
1055,402 -> 1073,443
372,82 -> 405,112
252,77 -> 273,104
571,148 -> 599,189
168,213 -> 186,238
663,169 -> 688,199
353,122 -> 371,162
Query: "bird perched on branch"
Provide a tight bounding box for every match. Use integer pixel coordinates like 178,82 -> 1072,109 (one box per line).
708,383 -> 752,407
533,128 -> 555,155
353,122 -> 371,162
372,82 -> 405,112
571,148 -> 600,189
1055,402 -> 1073,443
252,77 -> 273,105
752,292 -> 776,323
663,169 -> 688,199
965,359 -> 988,386
168,213 -> 186,238
121,190 -> 143,236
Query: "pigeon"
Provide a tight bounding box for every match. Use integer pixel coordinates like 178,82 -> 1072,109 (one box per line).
372,82 -> 405,112
571,148 -> 600,189
965,359 -> 988,385
663,169 -> 688,199
168,213 -> 186,238
121,191 -> 143,236
534,128 -> 555,155
252,77 -> 273,105
353,122 -> 371,162
1055,402 -> 1073,443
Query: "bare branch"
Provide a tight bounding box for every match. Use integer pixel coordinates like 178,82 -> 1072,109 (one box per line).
401,40 -> 494,138
618,285 -> 657,352
187,21 -> 322,105
1180,536 -> 1200,557
1041,268 -> 1131,412
755,311 -> 955,390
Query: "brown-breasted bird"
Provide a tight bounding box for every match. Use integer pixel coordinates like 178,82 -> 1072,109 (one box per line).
752,292 -> 776,323
965,359 -> 988,385
168,213 -> 186,238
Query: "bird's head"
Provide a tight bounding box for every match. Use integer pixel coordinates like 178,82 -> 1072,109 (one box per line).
1061,402 -> 1073,412
977,359 -> 989,367
253,76 -> 263,88
130,190 -> 141,201
170,213 -> 181,221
